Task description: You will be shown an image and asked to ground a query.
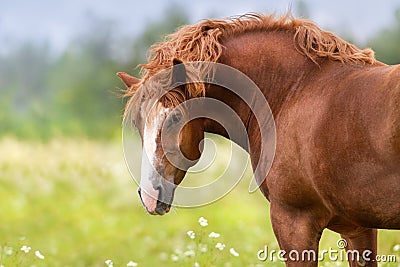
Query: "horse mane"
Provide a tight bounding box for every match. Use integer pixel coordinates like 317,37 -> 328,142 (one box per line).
125,13 -> 375,112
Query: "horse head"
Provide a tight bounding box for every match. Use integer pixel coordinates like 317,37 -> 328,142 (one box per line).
118,59 -> 204,215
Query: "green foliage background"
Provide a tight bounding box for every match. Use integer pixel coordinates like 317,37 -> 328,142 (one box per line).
0,8 -> 188,140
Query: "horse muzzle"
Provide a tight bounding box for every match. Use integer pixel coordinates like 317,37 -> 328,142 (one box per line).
138,184 -> 175,215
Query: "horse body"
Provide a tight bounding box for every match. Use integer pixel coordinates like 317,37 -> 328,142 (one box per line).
119,14 -> 400,266
199,31 -> 400,264
217,30 -> 400,226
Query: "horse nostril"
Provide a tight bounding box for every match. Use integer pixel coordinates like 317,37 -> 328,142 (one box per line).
154,185 -> 161,192
155,200 -> 167,215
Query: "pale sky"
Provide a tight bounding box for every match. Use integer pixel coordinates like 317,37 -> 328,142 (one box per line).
1,0 -> 399,54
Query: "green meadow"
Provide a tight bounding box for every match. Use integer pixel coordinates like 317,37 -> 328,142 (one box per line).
0,137 -> 399,267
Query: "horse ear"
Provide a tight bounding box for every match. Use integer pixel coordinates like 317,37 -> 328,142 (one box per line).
117,72 -> 140,89
171,58 -> 186,86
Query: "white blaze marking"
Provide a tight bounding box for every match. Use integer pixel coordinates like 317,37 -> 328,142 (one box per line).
140,103 -> 169,212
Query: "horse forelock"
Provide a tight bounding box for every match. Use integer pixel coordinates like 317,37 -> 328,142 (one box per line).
123,72 -> 190,127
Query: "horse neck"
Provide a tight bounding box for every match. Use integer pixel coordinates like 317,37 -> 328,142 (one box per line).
221,30 -> 318,112
203,30 -> 316,148
202,84 -> 251,145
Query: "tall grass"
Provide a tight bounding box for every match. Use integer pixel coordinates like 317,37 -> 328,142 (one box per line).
0,138 -> 398,266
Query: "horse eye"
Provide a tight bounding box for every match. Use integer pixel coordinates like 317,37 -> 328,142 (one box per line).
166,113 -> 181,127
171,114 -> 180,123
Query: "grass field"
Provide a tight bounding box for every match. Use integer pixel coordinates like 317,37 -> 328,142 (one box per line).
0,137 -> 399,266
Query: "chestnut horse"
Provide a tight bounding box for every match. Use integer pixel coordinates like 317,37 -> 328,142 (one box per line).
118,14 -> 400,266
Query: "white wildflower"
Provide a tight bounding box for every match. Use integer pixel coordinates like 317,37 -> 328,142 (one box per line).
4,247 -> 12,255
208,232 -> 220,238
35,250 -> 45,260
215,243 -> 225,251
21,245 -> 31,253
229,248 -> 239,257
174,248 -> 183,255
393,244 -> 400,252
127,261 -> 138,266
171,254 -> 179,262
199,243 -> 208,253
187,230 -> 195,239
184,250 -> 195,257
194,262 -> 200,267
198,217 -> 208,227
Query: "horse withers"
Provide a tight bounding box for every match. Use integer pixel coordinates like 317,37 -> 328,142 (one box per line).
118,14 -> 400,266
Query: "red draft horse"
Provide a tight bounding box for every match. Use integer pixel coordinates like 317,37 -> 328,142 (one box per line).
118,13 -> 400,266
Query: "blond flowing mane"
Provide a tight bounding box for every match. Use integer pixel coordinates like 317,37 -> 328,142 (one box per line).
126,13 -> 375,101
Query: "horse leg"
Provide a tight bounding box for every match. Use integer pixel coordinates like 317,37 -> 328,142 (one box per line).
340,228 -> 377,267
270,204 -> 325,267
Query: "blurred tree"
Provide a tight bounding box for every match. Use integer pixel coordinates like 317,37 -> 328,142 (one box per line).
48,15 -> 123,138
0,42 -> 52,138
369,8 -> 400,64
0,5 -> 189,139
